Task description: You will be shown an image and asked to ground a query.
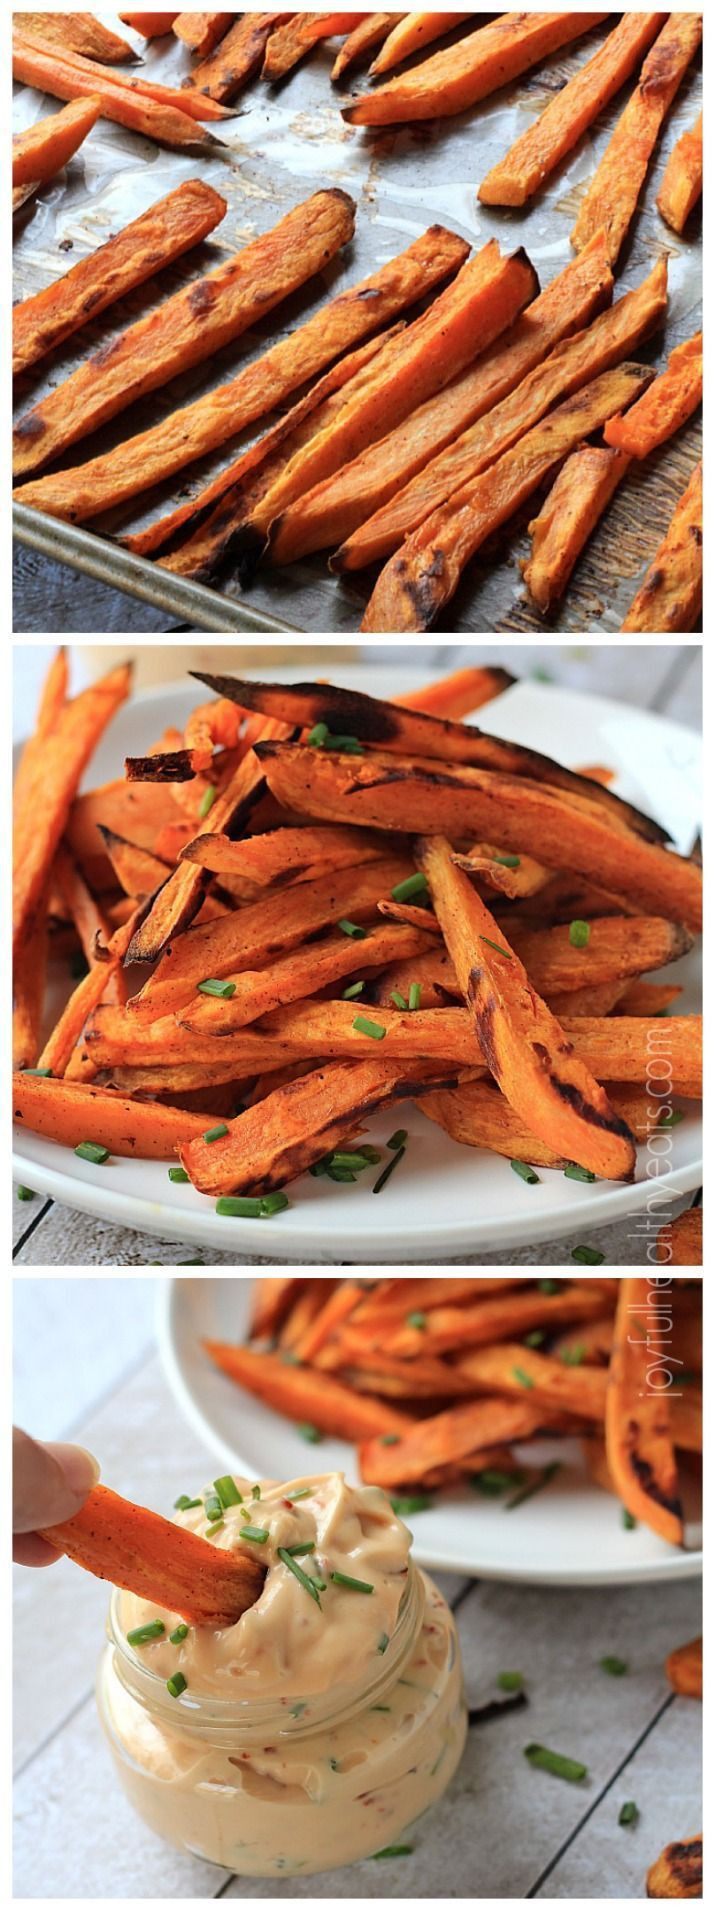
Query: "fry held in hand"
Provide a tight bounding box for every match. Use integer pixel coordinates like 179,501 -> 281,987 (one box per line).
40,1483 -> 266,1627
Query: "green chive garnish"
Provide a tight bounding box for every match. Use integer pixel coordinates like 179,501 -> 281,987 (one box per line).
215,1194 -> 289,1217
373,1147 -> 405,1192
353,1015 -> 386,1040
510,1160 -> 540,1184
198,784 -> 217,819
168,1166 -> 189,1183
22,1066 -> 52,1076
16,1185 -> 35,1201
513,1366 -> 535,1389
278,1547 -> 322,1605
473,1469 -> 524,1496
127,1621 -> 165,1646
331,1151 -> 373,1171
524,1743 -> 587,1784
497,1670 -> 524,1693
167,1672 -> 188,1698
390,989 -> 408,1010
569,920 -> 591,948
659,1109 -> 684,1128
506,1462 -> 560,1510
260,1191 -> 290,1215
619,1801 -> 639,1827
408,982 -> 421,1011
564,1162 -> 596,1182
377,1632 -> 390,1653
600,1656 -> 628,1677
391,873 -> 428,903
174,1494 -> 201,1510
480,936 -> 513,959
205,1519 -> 224,1537
74,1140 -> 110,1164
283,1540 -> 315,1556
239,1524 -> 269,1543
203,1123 -> 228,1143
214,1476 -> 242,1508
324,733 -> 363,754
380,1433 -> 401,1445
622,1508 -> 637,1530
407,1311 -> 427,1329
307,721 -> 329,746
571,1245 -> 605,1265
170,1624 -> 189,1644
387,1129 -> 407,1150
494,854 -> 521,869
327,1165 -> 356,1182
204,1493 -> 222,1522
372,1846 -> 413,1859
561,1344 -> 585,1366
197,978 -> 236,999
390,1494 -> 431,1517
539,1279 -> 561,1294
287,1487 -> 311,1501
298,1423 -> 322,1443
330,1570 -> 374,1594
338,919 -> 366,939
342,980 -> 364,999
524,1329 -> 546,1348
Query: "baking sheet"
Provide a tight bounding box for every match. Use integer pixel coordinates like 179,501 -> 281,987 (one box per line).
12,11 -> 703,634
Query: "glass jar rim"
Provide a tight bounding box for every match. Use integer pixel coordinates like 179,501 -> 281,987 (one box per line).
106,1559 -> 422,1743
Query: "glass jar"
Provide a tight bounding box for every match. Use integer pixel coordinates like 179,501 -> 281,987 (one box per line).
97,1562 -> 466,1878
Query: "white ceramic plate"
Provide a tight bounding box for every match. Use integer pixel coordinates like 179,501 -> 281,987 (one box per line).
158,1278 -> 702,1586
13,666 -> 702,1262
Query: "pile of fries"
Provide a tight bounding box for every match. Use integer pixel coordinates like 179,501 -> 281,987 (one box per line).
204,1275 -> 703,1547
12,658 -> 703,1229
12,15 -> 701,633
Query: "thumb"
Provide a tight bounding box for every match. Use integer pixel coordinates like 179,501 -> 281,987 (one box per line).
13,1427 -> 100,1533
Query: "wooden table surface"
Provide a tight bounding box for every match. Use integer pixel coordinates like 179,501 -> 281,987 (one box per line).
13,1277 -> 702,1898
12,642 -> 701,1267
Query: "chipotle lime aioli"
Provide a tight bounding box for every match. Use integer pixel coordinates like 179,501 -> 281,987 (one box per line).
98,1472 -> 466,1875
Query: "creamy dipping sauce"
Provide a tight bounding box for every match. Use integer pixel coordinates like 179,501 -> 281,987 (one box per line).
98,1472 -> 466,1876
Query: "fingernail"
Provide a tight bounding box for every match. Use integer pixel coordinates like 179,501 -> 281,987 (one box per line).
51,1444 -> 101,1499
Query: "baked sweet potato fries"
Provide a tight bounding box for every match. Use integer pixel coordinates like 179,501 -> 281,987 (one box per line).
13,658 -> 701,1214
202,1274 -> 701,1548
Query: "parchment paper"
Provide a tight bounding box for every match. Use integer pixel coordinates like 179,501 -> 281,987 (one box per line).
13,12 -> 703,633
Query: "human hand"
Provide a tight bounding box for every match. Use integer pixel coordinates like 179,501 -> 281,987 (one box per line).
13,1427 -> 100,1566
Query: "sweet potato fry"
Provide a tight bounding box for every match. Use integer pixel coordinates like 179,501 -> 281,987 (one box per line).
16,224 -> 469,524
343,12 -> 608,125
177,922 -> 431,1033
13,895 -> 49,1071
665,1636 -> 702,1699
119,13 -> 179,34
172,11 -> 233,56
333,230 -> 616,572
12,32 -> 224,153
181,1056 -> 462,1194
12,1072 -> 215,1157
457,1342 -> 607,1420
657,112 -> 702,233
13,661 -> 131,961
571,13 -> 703,262
621,463 -> 702,633
523,444 -> 629,611
369,12 -> 470,77
361,361 -> 654,631
332,13 -> 404,80
18,11 -> 139,61
187,13 -> 291,100
278,1283 -> 333,1350
12,95 -> 102,188
359,1396 -> 564,1488
605,332 -> 702,459
199,671 -> 667,843
179,823 -> 385,884
379,1284 -> 615,1361
39,1482 -> 265,1627
37,908 -> 141,1078
419,1077 -> 570,1169
353,1277 -> 519,1321
606,1278 -> 683,1545
452,845 -> 553,900
479,14 -> 666,206
550,1318 -> 614,1365
646,1836 -> 702,1899
16,28 -> 232,119
12,189 -> 356,480
97,829 -> 171,900
256,745 -> 702,931
293,1281 -> 365,1362
615,982 -> 682,1016
13,179 -> 227,379
250,1277 -> 303,1339
656,1208 -> 703,1267
263,14 -> 364,81
416,835 -> 636,1181
268,246 -> 540,562
203,1342 -> 413,1439
398,665 -> 515,720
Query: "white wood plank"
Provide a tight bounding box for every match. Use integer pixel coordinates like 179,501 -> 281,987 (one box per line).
538,1693 -> 702,1898
13,1276 -> 155,1438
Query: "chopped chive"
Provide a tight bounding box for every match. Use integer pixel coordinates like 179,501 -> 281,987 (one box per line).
371,1705 -> 391,1713
330,1570 -> 374,1594
251,1484 -> 261,1500
387,1128 -> 407,1150
391,873 -> 428,903
74,1140 -> 110,1165
329,1756 -> 340,1771
167,1672 -> 188,1698
353,1015 -> 386,1040
568,920 -> 591,949
284,1540 -> 315,1557
204,1493 -> 223,1522
16,1186 -> 35,1201
524,1329 -> 546,1348
506,1461 -> 561,1510
174,1494 -> 201,1511
337,919 -> 366,939
513,1366 -> 535,1389
297,1423 -> 322,1443
373,1146 -> 405,1193
214,1476 -> 242,1508
22,1066 -> 52,1076
331,1151 -> 373,1171
372,1845 -> 413,1859
659,1109 -> 684,1128
215,1194 -> 289,1217
198,784 -> 217,819
510,1159 -> 540,1185
203,1123 -> 228,1143
377,1632 -> 390,1653
571,1245 -> 605,1265
497,1670 -> 524,1693
600,1656 -> 628,1677
622,1507 -> 637,1531
406,1310 -> 427,1329
390,989 -> 408,1010
127,1621 -> 165,1646
408,982 -> 421,1011
260,1191 -> 290,1215
473,1469 -> 524,1497
290,1701 -> 307,1718
278,1546 -> 322,1605
239,1524 -> 269,1543
306,721 -> 329,747
324,733 -> 363,754
539,1278 -> 561,1294
564,1162 -> 596,1183
619,1801 -> 639,1827
390,1494 -> 431,1517
524,1743 -> 587,1784
197,978 -> 236,999
168,1166 -> 189,1183
480,935 -> 513,959
380,1433 -> 401,1446
327,1164 -> 357,1182
494,854 -> 521,869
342,980 -> 364,1000
309,1157 -> 330,1177
169,1624 -> 189,1644
356,1144 -> 382,1164
287,1487 -> 311,1501
205,1519 -> 224,1537
561,1344 -> 585,1366
310,1573 -> 328,1591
